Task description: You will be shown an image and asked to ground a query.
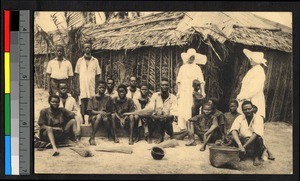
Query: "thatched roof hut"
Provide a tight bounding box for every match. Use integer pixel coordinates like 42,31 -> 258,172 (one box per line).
34,12 -> 292,123
80,12 -> 291,52
78,12 -> 292,123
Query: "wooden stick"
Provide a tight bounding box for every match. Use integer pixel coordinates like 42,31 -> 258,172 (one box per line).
232,24 -> 281,32
95,146 -> 133,154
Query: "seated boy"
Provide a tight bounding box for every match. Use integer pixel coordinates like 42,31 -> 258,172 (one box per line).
112,84 -> 138,145
186,102 -> 220,151
222,99 -> 241,145
38,95 -> 78,156
87,80 -> 117,145
207,98 -> 226,140
133,83 -> 153,144
57,82 -> 81,138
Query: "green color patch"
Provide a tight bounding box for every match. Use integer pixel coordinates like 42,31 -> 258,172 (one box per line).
5,94 -> 10,135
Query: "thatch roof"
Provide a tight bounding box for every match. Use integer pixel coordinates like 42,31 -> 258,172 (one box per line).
81,12 -> 190,50
81,12 -> 292,52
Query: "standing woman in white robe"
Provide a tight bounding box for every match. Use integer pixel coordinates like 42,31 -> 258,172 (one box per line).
237,49 -> 267,118
176,48 -> 207,130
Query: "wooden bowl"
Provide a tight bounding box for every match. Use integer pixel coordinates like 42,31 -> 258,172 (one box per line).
151,146 -> 165,160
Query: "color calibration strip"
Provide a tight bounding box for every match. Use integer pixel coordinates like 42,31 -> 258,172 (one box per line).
4,10 -> 24,175
4,10 -> 12,175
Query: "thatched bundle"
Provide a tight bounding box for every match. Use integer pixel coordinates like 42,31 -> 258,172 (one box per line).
70,147 -> 93,157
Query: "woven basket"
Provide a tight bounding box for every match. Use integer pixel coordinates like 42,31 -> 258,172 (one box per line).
209,146 -> 240,168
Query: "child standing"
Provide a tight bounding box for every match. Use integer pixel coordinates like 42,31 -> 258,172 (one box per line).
222,99 -> 241,145
191,79 -> 204,117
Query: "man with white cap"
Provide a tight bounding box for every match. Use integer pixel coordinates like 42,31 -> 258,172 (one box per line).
176,48 -> 207,131
236,49 -> 267,118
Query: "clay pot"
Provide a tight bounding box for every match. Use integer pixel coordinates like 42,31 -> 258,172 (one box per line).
151,146 -> 165,160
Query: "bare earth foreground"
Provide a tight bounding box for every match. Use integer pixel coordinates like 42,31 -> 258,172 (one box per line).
34,89 -> 293,174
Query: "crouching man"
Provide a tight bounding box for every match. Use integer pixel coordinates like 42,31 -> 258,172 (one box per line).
229,100 -> 266,166
38,95 -> 79,156
87,80 -> 118,145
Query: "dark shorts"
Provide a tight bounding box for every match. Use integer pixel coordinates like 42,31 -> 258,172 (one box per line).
192,122 -> 221,142
39,128 -> 68,143
230,136 -> 266,158
114,116 -> 130,126
80,98 -> 89,116
89,114 -> 111,124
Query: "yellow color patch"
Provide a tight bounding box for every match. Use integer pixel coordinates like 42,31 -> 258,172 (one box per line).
5,52 -> 10,93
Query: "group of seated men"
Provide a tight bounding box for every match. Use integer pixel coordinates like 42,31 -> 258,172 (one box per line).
38,77 -> 177,155
38,76 -> 274,166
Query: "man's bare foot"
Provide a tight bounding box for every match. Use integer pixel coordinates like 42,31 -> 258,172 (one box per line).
52,148 -> 59,156
185,141 -> 196,146
114,137 -> 119,143
200,145 -> 206,151
145,136 -> 152,144
267,151 -> 275,160
253,157 -> 262,166
268,155 -> 275,160
129,139 -> 134,145
155,137 -> 164,144
89,138 -> 97,146
52,151 -> 59,156
134,136 -> 141,143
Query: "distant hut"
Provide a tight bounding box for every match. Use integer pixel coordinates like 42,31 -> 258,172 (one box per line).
34,28 -> 55,89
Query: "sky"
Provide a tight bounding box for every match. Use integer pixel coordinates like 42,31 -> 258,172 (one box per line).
35,12 -> 292,32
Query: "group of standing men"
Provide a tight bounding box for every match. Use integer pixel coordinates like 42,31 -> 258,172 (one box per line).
38,44 -> 274,166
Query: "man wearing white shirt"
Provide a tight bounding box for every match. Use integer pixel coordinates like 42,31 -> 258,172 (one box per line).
230,100 -> 265,166
145,78 -> 178,144
46,45 -> 73,95
75,42 -> 101,124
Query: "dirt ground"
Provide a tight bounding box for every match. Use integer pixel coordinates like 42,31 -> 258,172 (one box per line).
34,89 -> 293,174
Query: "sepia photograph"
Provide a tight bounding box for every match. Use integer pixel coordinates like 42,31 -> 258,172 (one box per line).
33,11 -> 292,174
